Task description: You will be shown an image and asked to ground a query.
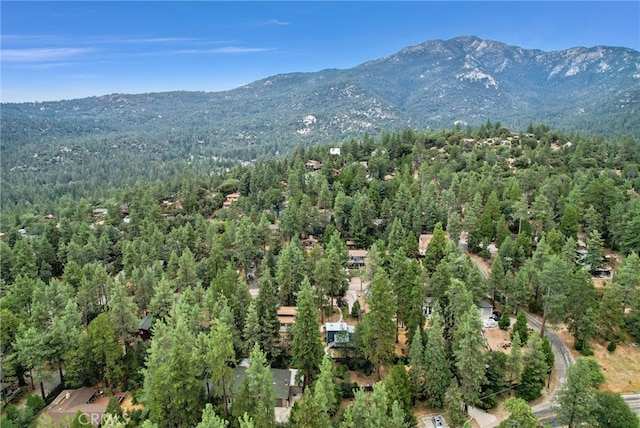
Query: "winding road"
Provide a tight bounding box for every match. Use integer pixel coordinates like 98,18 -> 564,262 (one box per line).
468,252 -> 639,427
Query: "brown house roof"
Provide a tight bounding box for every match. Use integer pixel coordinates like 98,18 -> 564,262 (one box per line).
46,387 -> 110,426
277,306 -> 297,317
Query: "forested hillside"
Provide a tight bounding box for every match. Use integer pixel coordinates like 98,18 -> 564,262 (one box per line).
2,37 -> 639,211
1,125 -> 639,428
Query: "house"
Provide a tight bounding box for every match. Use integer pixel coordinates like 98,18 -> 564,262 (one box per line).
418,234 -> 432,257
329,147 -> 341,155
222,367 -> 302,419
348,249 -> 367,268
423,297 -> 434,318
138,314 -> 154,341
92,208 -> 108,220
268,223 -> 280,236
478,300 -> 493,317
277,306 -> 296,334
325,322 -> 355,346
223,193 -> 241,208
302,236 -> 319,250
305,160 -> 322,170
46,387 -> 118,426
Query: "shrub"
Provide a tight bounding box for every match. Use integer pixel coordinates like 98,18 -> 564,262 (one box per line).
350,300 -> 361,318
498,312 -> 510,330
25,394 -> 45,413
607,341 -> 617,352
334,364 -> 348,380
511,311 -> 529,344
0,417 -> 16,428
336,381 -> 358,399
4,404 -> 18,421
579,345 -> 594,356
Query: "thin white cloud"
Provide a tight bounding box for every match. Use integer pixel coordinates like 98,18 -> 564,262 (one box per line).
209,46 -> 272,54
10,62 -> 79,70
109,36 -> 201,44
2,47 -> 94,62
264,19 -> 290,26
0,34 -> 67,45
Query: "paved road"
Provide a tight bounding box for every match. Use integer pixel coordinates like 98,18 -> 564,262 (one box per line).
469,253 -> 574,427
536,393 -> 640,427
468,252 -> 640,427
527,314 -> 574,409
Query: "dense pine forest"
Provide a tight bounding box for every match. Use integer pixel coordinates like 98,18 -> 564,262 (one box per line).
1,124 -> 639,428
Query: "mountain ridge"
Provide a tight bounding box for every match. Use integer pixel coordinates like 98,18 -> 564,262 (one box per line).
2,36 -> 639,158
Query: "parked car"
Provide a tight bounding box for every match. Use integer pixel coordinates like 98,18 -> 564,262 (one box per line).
490,310 -> 502,321
433,415 -> 445,428
483,318 -> 498,328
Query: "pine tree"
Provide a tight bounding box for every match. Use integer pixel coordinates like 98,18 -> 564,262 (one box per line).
513,193 -> 529,235
428,260 -> 451,303
144,318 -> 204,427
290,393 -> 324,428
511,310 -> 529,344
276,240 -> 306,306
149,275 -> 175,322
445,382 -> 467,427
597,285 -> 625,341
453,304 -> 486,407
234,217 -> 259,272
255,267 -> 281,362
384,363 -> 414,426
364,242 -> 383,284
506,332 -> 523,385
559,204 -> 579,241
517,335 -> 549,401
243,301 -> 261,355
176,285 -> 205,334
408,326 -> 425,400
291,278 -> 324,390
585,229 -> 605,274
107,278 -> 138,354
423,306 -> 450,409
593,391 -> 640,428
498,397 -> 542,428
444,278 -> 474,341
231,344 -> 276,428
488,256 -> 505,305
361,269 -> 396,379
390,250 -> 421,339
341,383 -> 403,428
539,256 -> 571,338
196,403 -> 227,428
552,358 -> 602,428
446,211 -> 462,248
315,355 -> 338,416
387,218 -> 408,257
174,246 -> 198,291
196,318 -> 235,418
350,191 -> 376,248
613,252 -> 640,313
424,222 -> 447,273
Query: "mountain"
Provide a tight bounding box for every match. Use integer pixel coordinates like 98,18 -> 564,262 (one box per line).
1,36 -> 639,205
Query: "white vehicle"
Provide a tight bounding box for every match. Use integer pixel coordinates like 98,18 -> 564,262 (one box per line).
483,318 -> 498,328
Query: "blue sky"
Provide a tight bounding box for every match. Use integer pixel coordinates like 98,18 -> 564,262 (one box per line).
2,1 -> 639,103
